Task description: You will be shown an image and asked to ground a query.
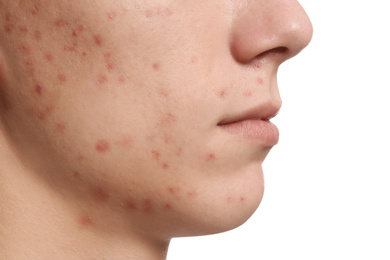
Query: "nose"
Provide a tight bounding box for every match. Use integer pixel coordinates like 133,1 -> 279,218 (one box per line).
229,0 -> 313,65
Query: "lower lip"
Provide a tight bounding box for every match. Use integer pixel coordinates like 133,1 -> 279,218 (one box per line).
219,119 -> 279,145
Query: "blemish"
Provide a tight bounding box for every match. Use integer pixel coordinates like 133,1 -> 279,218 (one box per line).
151,150 -> 161,160
163,203 -> 172,211
175,147 -> 183,157
19,26 -> 29,34
44,53 -> 54,62
116,135 -> 133,147
256,78 -> 263,85
162,163 -> 169,170
97,74 -> 108,85
95,140 -> 111,153
243,90 -> 253,97
93,34 -> 103,46
252,61 -> 262,69
91,187 -> 110,203
82,51 -> 87,57
158,88 -> 169,98
141,198 -> 153,214
79,214 -> 94,227
190,57 -> 198,64
152,63 -> 160,71
77,155 -> 86,162
207,153 -> 216,161
118,76 -> 126,84
64,42 -> 77,52
104,52 -> 115,71
157,113 -> 177,127
21,44 -> 31,55
240,197 -> 245,202
33,30 -> 42,41
56,123 -> 66,133
123,199 -> 138,210
72,171 -> 80,178
34,84 -> 43,95
107,11 -> 117,20
30,7 -> 38,16
168,187 -> 176,194
4,24 -> 14,34
187,190 -> 198,197
54,19 -> 68,27
218,89 -> 228,99
58,74 -> 67,83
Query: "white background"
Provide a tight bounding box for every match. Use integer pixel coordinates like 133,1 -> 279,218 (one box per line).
168,0 -> 390,259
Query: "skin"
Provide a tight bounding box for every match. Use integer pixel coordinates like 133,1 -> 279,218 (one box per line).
0,0 -> 312,259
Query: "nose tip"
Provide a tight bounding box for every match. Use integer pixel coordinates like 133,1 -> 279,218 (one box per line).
229,0 -> 313,64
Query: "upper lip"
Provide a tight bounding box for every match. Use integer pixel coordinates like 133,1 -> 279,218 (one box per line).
218,101 -> 281,125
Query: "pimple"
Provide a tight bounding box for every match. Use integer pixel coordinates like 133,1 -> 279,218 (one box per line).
152,63 -> 160,71
44,53 -> 54,62
218,89 -> 228,99
190,57 -> 198,64
252,61 -> 262,69
256,78 -> 263,85
187,190 -> 198,197
21,44 -> 31,55
93,34 -> 103,46
4,24 -> 14,34
104,52 -> 115,71
107,11 -> 117,20
151,150 -> 161,160
34,84 -> 44,95
163,203 -> 172,211
123,199 -> 138,210
95,140 -> 111,153
158,88 -> 169,98
141,198 -> 153,214
162,163 -> 169,170
240,197 -> 245,202
207,153 -> 216,161
58,74 -> 67,83
175,147 -> 183,157
118,76 -> 126,84
19,26 -> 29,34
91,187 -> 110,203
78,214 -> 94,227
243,90 -> 253,97
56,123 -> 67,133
97,74 -> 108,85
168,187 -> 176,194
72,171 -> 80,179
64,42 -> 77,52
33,30 -> 42,41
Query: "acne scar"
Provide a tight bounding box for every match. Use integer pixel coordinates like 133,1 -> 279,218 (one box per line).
93,34 -> 103,46
95,140 -> 111,153
58,74 -> 67,83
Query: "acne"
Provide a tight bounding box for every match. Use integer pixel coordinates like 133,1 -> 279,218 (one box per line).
123,199 -> 139,210
56,123 -> 67,133
77,155 -> 86,162
64,42 -> 77,52
95,140 -> 111,153
141,198 -> 153,214
240,197 -> 246,202
44,53 -> 54,62
34,84 -> 44,95
163,203 -> 172,211
162,163 -> 170,170
218,88 -> 228,99
175,147 -> 183,157
157,113 -> 177,127
151,150 -> 161,160
78,214 -> 94,228
21,44 -> 31,55
57,74 -> 67,84
207,153 -> 216,161
54,19 -> 69,28
243,90 -> 253,97
115,135 -> 133,147
256,77 -> 263,85
152,63 -> 160,71
72,170 -> 81,179
4,24 -> 14,35
158,88 -> 169,98
33,30 -> 42,41
104,52 -> 115,72
37,105 -> 55,121
18,26 -> 29,34
97,73 -> 108,85
187,190 -> 198,197
167,187 -> 178,195
91,187 -> 110,203
93,34 -> 103,47
107,11 -> 117,21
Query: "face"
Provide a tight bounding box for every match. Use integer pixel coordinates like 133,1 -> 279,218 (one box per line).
0,0 -> 312,238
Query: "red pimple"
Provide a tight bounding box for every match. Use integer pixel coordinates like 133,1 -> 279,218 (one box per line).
207,153 -> 216,161
97,74 -> 108,84
72,171 -> 80,178
91,187 -> 110,203
162,163 -> 169,170
190,57 -> 198,64
152,63 -> 160,70
79,214 -> 94,227
151,150 -> 161,160
56,123 -> 66,133
123,199 -> 138,210
256,77 -> 263,85
5,12 -> 12,22
44,53 -> 54,62
93,34 -> 103,46
95,140 -> 111,153
58,74 -> 67,83
240,197 -> 245,202
78,24 -> 86,32
30,7 -> 38,16
142,198 -> 153,214
218,89 -> 228,99
168,187 -> 176,194
19,25 -> 29,34
163,203 -> 172,211
34,84 -> 43,95
4,24 -> 14,34
64,42 -> 77,52
33,30 -> 42,41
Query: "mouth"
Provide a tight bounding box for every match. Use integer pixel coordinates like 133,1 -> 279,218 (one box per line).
217,102 -> 280,146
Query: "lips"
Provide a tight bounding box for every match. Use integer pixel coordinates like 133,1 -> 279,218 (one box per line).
217,102 -> 280,146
